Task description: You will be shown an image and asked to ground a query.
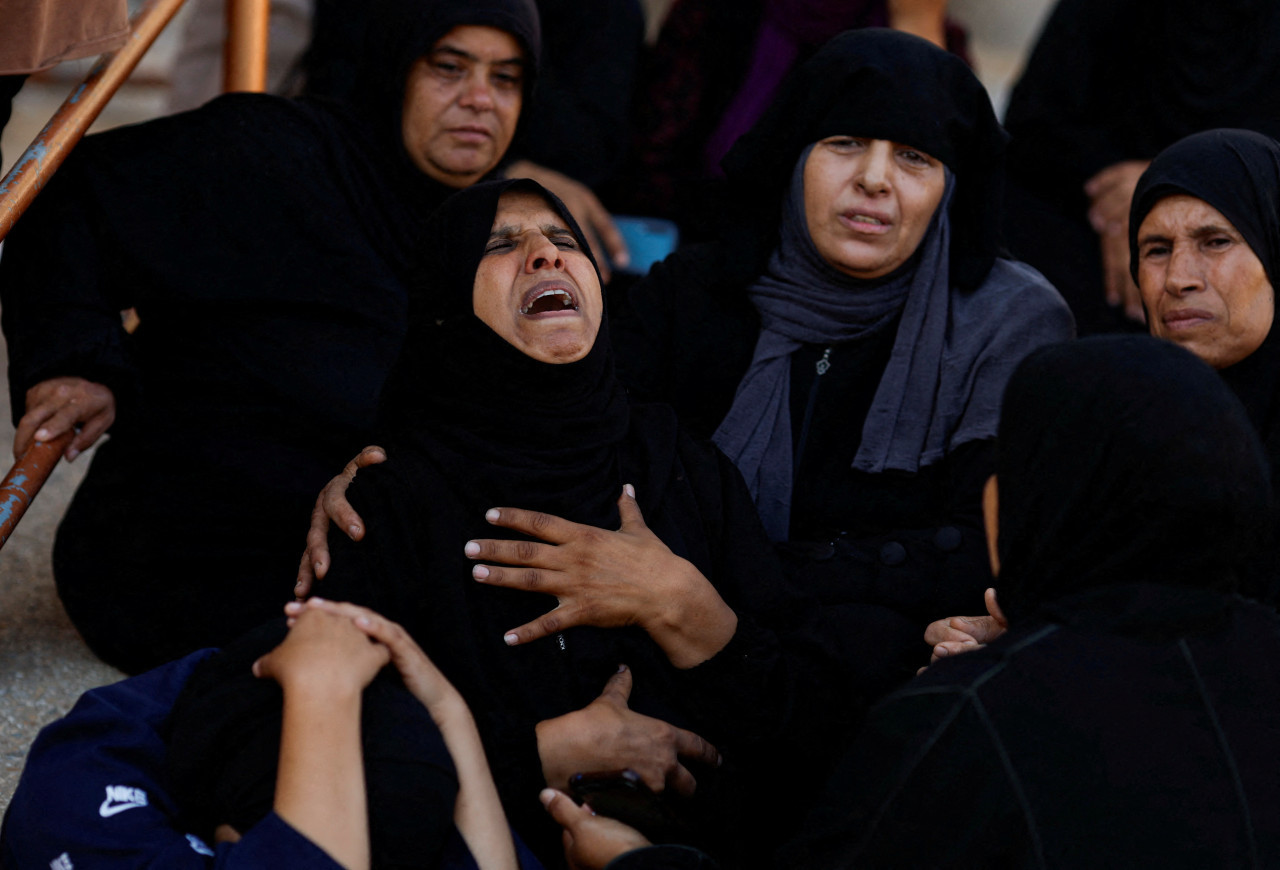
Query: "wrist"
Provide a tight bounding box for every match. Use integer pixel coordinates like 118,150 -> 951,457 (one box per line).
649,568 -> 738,669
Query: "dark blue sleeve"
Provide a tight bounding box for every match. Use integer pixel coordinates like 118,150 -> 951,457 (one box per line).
0,652 -> 342,870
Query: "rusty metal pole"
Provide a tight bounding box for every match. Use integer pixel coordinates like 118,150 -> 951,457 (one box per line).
0,0 -> 188,242
224,0 -> 270,93
0,432 -> 72,551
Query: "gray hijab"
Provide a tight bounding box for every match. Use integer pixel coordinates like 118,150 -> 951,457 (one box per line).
714,147 -> 1070,540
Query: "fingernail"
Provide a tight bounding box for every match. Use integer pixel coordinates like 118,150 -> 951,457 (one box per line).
348,524 -> 361,537
472,565 -> 489,580
294,579 -> 303,588
504,633 -> 518,646
35,429 -> 48,441
539,788 -> 556,808
616,252 -> 630,268
355,616 -> 371,627
284,600 -> 303,611
935,646 -> 949,657
716,754 -> 724,768
66,449 -> 79,462
311,596 -> 326,605
485,509 -> 500,522
617,663 -> 627,673
623,483 -> 635,498
464,541 -> 481,557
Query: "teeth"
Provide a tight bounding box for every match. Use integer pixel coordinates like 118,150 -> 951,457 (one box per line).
521,288 -> 575,315
852,214 -> 883,225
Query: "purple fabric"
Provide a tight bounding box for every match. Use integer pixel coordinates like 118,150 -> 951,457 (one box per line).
702,0 -> 883,175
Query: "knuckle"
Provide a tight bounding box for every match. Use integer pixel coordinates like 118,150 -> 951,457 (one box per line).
520,568 -> 542,590
515,540 -> 539,561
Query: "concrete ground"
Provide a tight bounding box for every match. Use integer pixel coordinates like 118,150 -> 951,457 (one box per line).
0,0 -> 1055,817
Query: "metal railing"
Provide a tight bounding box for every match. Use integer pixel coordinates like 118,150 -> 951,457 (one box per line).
0,0 -> 270,550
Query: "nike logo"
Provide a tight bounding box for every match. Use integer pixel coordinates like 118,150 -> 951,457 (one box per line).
99,785 -> 148,818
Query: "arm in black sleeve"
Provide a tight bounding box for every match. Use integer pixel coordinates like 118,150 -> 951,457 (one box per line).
0,155 -> 139,426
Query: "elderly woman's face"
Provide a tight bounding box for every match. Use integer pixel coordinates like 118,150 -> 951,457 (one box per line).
803,137 -> 947,280
473,190 -> 603,364
401,25 -> 524,189
1137,194 -> 1274,369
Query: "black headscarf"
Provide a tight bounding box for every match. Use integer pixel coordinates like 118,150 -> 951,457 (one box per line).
708,29 -> 1069,537
377,177 -> 633,527
344,0 -> 541,154
1129,129 -> 1280,481
719,27 -> 1008,292
166,622 -> 461,868
994,336 -> 1272,622
311,0 -> 542,281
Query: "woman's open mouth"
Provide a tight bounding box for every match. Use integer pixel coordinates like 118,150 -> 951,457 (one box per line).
520,282 -> 580,316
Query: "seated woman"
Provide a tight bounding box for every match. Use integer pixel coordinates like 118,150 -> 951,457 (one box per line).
612,28 -> 1071,675
1,600 -> 527,870
308,178 -> 845,864
928,127 -> 1280,660
0,0 -> 540,675
304,29 -> 1075,690
547,335 -> 1280,868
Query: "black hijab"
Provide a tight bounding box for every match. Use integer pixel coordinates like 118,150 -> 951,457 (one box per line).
994,336 -> 1271,623
1129,129 -> 1280,466
709,29 -> 1068,537
166,622 -> 461,869
719,27 -> 1007,292
310,0 -> 542,281
377,177 -> 633,527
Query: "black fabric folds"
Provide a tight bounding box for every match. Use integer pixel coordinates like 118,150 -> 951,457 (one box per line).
994,336 -> 1272,621
0,0 -> 541,674
718,28 -> 1007,291
166,622 -> 461,869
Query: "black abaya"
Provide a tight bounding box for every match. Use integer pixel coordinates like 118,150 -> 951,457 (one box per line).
788,336 -> 1280,868
614,30 -> 1072,678
0,0 -> 541,674
316,179 -> 861,866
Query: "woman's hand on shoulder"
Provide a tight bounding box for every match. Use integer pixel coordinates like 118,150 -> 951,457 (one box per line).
295,445 -> 386,598
466,486 -> 738,668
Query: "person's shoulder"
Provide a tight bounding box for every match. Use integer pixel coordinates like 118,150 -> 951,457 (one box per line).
76,93 -> 326,168
965,258 -> 1076,339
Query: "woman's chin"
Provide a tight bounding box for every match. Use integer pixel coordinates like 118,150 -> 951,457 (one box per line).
513,331 -> 595,365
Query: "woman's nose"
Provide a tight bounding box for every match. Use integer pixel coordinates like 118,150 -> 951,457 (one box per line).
857,141 -> 893,194
1165,246 -> 1204,295
526,238 -> 564,272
